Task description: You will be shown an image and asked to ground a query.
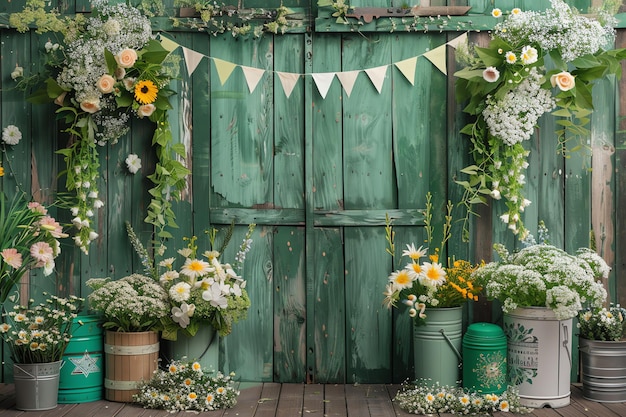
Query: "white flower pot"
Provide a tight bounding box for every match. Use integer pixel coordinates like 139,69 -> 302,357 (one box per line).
504,307 -> 572,408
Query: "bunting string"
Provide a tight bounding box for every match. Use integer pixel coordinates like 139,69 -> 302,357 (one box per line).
158,32 -> 468,98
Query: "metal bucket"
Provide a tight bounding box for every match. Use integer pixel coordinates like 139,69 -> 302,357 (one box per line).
504,307 -> 572,408
160,325 -> 219,371
58,314 -> 104,403
104,331 -> 159,402
579,337 -> 626,402
13,361 -> 62,411
413,306 -> 462,386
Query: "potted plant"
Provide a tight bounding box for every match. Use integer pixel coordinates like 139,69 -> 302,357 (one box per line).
472,227 -> 610,408
578,305 -> 626,402
0,294 -> 83,411
86,274 -> 170,402
384,193 -> 482,386
126,222 -> 255,372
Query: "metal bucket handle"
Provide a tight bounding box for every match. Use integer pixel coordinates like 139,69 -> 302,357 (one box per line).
439,328 -> 463,364
562,322 -> 572,366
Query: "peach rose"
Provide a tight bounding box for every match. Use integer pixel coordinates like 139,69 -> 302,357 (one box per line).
96,74 -> 116,94
137,103 -> 156,118
115,48 -> 138,69
54,91 -> 67,106
550,71 -> 575,92
80,98 -> 101,114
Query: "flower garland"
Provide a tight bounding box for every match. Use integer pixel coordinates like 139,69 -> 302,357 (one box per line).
394,380 -> 530,415
454,0 -> 626,240
10,0 -> 189,253
134,359 -> 239,411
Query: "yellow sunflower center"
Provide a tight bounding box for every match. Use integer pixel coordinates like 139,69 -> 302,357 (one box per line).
134,80 -> 158,104
188,260 -> 204,272
395,271 -> 411,286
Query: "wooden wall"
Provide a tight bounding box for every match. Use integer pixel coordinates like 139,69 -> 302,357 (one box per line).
0,0 -> 624,384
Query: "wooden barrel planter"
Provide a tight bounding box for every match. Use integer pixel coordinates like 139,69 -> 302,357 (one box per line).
104,331 -> 159,402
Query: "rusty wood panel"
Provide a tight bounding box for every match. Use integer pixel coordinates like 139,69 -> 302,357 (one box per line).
341,34 -> 394,210
345,227 -> 392,383
312,228 -> 346,383
210,35 -> 274,208
273,227 -> 307,382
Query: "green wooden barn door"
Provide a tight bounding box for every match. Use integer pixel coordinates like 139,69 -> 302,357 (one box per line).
204,31 -> 448,383
308,32 -> 449,383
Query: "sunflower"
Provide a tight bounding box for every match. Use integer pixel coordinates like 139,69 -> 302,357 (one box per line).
134,80 -> 158,104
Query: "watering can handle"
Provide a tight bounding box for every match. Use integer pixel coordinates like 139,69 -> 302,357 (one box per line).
440,328 -> 463,363
562,323 -> 572,367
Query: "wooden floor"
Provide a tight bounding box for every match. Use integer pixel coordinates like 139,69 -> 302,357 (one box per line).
1,382 -> 625,416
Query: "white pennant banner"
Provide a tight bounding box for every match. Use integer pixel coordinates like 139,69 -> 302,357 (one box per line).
241,66 -> 266,93
336,70 -> 360,97
182,47 -> 205,77
364,65 -> 388,94
276,72 -> 301,98
311,72 -> 336,99
171,33 -> 469,97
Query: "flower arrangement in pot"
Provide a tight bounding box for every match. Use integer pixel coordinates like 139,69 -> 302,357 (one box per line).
0,293 -> 83,411
126,222 -> 256,341
86,274 -> 170,402
472,240 -> 609,321
383,193 -> 481,322
454,0 -> 626,240
86,274 -> 170,333
384,193 -> 482,386
578,304 -> 626,402
471,224 -> 610,407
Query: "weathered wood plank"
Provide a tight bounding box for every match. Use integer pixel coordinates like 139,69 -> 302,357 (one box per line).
344,227 -> 392,383
222,226 -> 274,382
210,34 -> 274,208
312,228 -> 346,383
252,382 -> 281,417
275,383 -> 305,417
273,227 -> 307,382
302,383 -> 325,416
222,382 -> 263,417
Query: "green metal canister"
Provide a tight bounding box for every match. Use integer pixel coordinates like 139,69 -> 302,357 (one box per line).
58,315 -> 104,403
462,322 -> 507,394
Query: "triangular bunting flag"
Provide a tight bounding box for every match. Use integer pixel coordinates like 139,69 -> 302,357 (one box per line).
241,66 -> 266,93
276,72 -> 300,98
364,65 -> 388,94
336,70 -> 360,97
212,58 -> 238,86
447,32 -> 468,49
182,47 -> 205,77
311,72 -> 336,99
158,36 -> 179,53
394,57 -> 418,86
423,45 -> 447,75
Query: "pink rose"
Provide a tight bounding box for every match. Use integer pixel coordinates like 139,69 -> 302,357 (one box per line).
137,103 -> 156,118
550,71 -> 575,91
115,48 -> 138,68
80,98 -> 101,114
96,74 -> 116,94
